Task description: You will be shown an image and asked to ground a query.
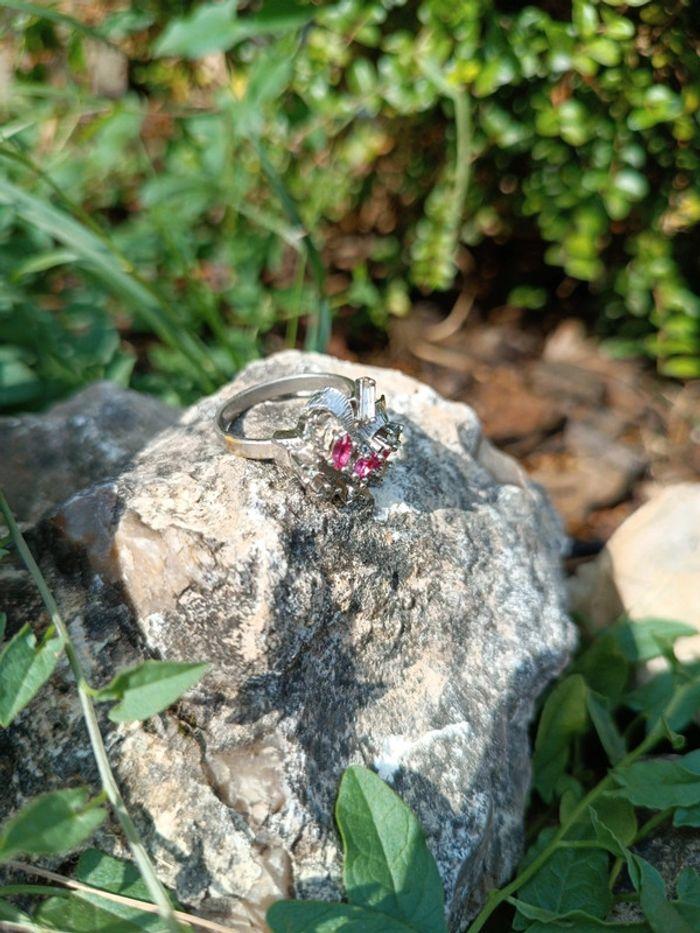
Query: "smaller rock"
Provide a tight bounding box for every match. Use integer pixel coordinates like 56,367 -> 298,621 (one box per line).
531,360 -> 606,408
569,483 -> 700,661
529,420 -> 647,528
0,383 -> 179,524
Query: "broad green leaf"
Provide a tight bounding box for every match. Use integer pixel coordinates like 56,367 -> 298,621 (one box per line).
533,675 -> 589,803
627,856 -> 693,933
576,633 -> 629,702
613,752 -> 700,809
590,795 -> 637,848
0,623 -> 64,727
676,867 -> 700,926
625,669 -> 700,734
154,0 -> 312,58
35,894 -> 145,933
0,789 -> 106,861
587,692 -> 626,764
335,766 -> 446,932
516,846 -> 611,925
509,899 -> 645,929
674,804 -> 700,828
94,660 -> 208,722
589,807 -> 627,858
614,619 -> 696,663
558,775 -> 584,823
267,900 -> 416,932
36,849 -> 178,931
154,0 -> 239,58
0,613 -> 5,641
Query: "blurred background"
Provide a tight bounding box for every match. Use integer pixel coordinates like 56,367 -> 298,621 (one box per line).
0,0 -> 698,541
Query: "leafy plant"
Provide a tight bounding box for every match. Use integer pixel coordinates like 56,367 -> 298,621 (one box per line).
268,765 -> 447,932
1,0 -> 698,414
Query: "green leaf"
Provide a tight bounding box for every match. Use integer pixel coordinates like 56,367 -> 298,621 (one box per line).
674,804 -> 700,828
590,795 -> 637,848
94,660 -> 208,722
576,633 -> 629,702
509,899 -> 643,929
0,613 -> 5,642
0,789 -> 106,861
589,807 -> 628,858
36,895 -> 146,932
153,0 -> 239,58
625,669 -> 700,735
0,623 -> 64,727
613,618 -> 696,663
533,675 -> 589,803
516,846 -> 612,923
677,867 -> 700,905
335,766 -> 446,932
36,848 -> 179,931
613,752 -> 700,809
154,0 -> 313,59
628,86 -> 684,130
267,900 -> 416,932
0,898 -> 32,923
627,855 -> 694,933
587,692 -> 626,765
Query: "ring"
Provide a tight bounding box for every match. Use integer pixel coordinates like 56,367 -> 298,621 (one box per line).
215,372 -> 403,503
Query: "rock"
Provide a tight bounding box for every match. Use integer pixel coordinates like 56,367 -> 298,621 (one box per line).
468,367 -> 564,454
0,382 -> 179,525
570,483 -> 700,662
529,420 -> 647,529
0,351 -> 575,930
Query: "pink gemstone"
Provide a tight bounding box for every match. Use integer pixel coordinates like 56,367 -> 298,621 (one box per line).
331,433 -> 353,469
353,451 -> 383,478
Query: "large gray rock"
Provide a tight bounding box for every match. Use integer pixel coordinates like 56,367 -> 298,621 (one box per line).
0,351 -> 575,930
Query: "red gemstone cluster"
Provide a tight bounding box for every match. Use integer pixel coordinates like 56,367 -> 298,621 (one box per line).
330,433 -> 389,479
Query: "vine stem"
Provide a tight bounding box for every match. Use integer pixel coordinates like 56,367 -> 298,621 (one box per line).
467,694 -> 685,931
0,491 -> 182,933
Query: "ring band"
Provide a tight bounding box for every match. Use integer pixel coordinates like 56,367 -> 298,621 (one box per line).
215,372 -> 403,503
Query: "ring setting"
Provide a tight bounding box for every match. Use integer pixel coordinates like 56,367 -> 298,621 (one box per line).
216,373 -> 403,504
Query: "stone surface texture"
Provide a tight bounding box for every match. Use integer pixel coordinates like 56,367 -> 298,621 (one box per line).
1,352 -> 575,930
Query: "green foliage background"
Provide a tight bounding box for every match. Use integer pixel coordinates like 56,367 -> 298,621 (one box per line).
1,0 -> 699,412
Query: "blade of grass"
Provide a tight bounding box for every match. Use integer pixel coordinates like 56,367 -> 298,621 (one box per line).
254,142 -> 331,352
1,0 -> 119,49
0,173 -> 220,391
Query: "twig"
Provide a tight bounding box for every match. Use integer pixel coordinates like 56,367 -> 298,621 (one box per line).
0,491 -> 182,933
422,289 -> 474,343
4,862 -> 238,933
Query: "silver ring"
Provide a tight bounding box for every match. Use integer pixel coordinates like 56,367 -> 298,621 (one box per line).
216,372 -> 403,503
